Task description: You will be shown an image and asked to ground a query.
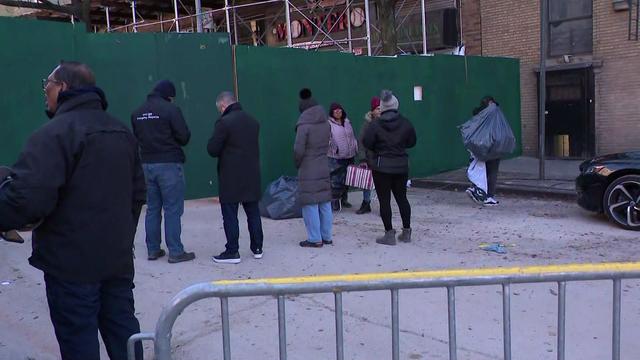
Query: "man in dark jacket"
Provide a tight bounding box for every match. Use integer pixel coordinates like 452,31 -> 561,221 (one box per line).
131,80 -> 195,263
0,61 -> 145,359
208,91 -> 263,263
363,90 -> 417,246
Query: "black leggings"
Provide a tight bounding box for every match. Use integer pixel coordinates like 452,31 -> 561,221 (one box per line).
485,159 -> 500,197
372,171 -> 411,231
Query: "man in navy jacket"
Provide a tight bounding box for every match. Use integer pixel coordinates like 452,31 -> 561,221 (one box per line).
131,80 -> 195,263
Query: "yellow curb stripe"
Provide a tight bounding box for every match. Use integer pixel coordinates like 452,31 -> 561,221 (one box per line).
213,262 -> 640,286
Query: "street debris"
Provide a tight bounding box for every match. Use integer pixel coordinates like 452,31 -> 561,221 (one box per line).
479,242 -> 507,254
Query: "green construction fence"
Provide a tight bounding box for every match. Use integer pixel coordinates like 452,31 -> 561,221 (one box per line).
0,17 -> 521,199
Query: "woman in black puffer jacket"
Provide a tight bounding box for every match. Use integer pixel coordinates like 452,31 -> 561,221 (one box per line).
362,90 -> 417,246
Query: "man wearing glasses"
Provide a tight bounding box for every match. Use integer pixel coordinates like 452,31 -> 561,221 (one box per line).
0,61 -> 145,359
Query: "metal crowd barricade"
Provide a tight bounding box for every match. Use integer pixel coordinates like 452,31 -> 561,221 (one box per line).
128,262 -> 640,360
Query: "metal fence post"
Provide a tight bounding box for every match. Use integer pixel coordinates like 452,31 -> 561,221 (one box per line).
557,282 -> 566,360
447,286 -> 457,360
502,283 -> 512,360
335,292 -> 345,360
278,295 -> 288,360
221,297 -> 231,360
391,289 -> 400,360
613,279 -> 622,360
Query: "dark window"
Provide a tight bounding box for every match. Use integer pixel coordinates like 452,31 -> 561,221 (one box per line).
548,0 -> 593,56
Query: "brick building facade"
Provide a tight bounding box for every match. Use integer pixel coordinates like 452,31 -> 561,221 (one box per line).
461,0 -> 640,158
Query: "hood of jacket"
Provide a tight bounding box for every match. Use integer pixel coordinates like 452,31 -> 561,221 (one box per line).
378,109 -> 403,131
297,104 -> 327,128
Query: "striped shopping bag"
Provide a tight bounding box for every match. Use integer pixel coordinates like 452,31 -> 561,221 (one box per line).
345,164 -> 375,190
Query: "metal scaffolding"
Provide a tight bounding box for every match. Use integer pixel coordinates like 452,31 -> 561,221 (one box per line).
10,0 -> 458,56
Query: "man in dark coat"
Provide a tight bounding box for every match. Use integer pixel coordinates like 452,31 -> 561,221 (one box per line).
294,88 -> 333,248
208,91 -> 263,263
0,61 -> 145,359
131,80 -> 195,263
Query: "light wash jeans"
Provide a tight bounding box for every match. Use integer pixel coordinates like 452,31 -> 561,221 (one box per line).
301,201 -> 333,243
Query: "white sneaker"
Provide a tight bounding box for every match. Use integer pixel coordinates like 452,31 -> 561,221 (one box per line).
483,197 -> 499,206
252,249 -> 263,259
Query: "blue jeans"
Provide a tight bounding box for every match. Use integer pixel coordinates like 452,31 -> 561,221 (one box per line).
45,273 -> 142,360
220,201 -> 264,254
363,189 -> 372,203
301,201 -> 333,243
328,157 -> 354,200
142,163 -> 186,257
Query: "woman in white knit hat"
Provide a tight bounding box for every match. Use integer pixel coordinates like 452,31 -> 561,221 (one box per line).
362,90 -> 417,246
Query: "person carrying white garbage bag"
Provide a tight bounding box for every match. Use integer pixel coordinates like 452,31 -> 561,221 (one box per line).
466,153 -> 488,204
459,96 -> 516,206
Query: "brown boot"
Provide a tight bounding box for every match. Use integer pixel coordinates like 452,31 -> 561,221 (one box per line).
398,228 -> 412,243
375,230 -> 397,246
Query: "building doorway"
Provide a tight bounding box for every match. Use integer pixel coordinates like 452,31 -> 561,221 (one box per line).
543,67 -> 595,159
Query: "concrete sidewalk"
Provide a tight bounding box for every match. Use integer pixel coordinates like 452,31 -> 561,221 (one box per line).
2,188 -> 640,359
413,156 -> 583,199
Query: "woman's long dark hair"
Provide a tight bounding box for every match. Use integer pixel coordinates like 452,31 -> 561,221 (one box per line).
472,96 -> 499,115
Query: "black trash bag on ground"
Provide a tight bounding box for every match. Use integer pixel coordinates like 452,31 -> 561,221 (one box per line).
459,103 -> 516,161
259,176 -> 302,220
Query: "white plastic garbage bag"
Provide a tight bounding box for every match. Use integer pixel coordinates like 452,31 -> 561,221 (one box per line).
467,155 -> 487,193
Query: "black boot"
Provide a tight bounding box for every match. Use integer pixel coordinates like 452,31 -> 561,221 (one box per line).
331,199 -> 341,212
356,201 -> 371,214
341,193 -> 352,208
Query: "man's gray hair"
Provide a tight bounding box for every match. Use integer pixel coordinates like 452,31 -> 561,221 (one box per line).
216,91 -> 236,106
54,61 -> 95,89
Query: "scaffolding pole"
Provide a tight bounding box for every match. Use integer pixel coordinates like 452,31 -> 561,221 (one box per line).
131,0 -> 137,33
346,3 -> 353,52
364,0 -> 372,55
225,0 -> 232,35
195,0 -> 203,32
233,1 -> 239,44
105,7 -> 111,32
420,0 -> 427,54
284,0 -> 293,47
173,0 -> 181,32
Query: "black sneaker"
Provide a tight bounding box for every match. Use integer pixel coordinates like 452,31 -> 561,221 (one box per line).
252,248 -> 263,259
299,240 -> 323,248
212,251 -> 241,264
322,240 -> 333,245
168,251 -> 195,263
148,249 -> 166,261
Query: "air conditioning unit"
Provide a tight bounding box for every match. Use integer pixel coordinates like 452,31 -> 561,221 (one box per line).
612,0 -> 630,11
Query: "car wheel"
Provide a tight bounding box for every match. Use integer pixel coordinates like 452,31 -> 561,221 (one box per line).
603,175 -> 640,231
